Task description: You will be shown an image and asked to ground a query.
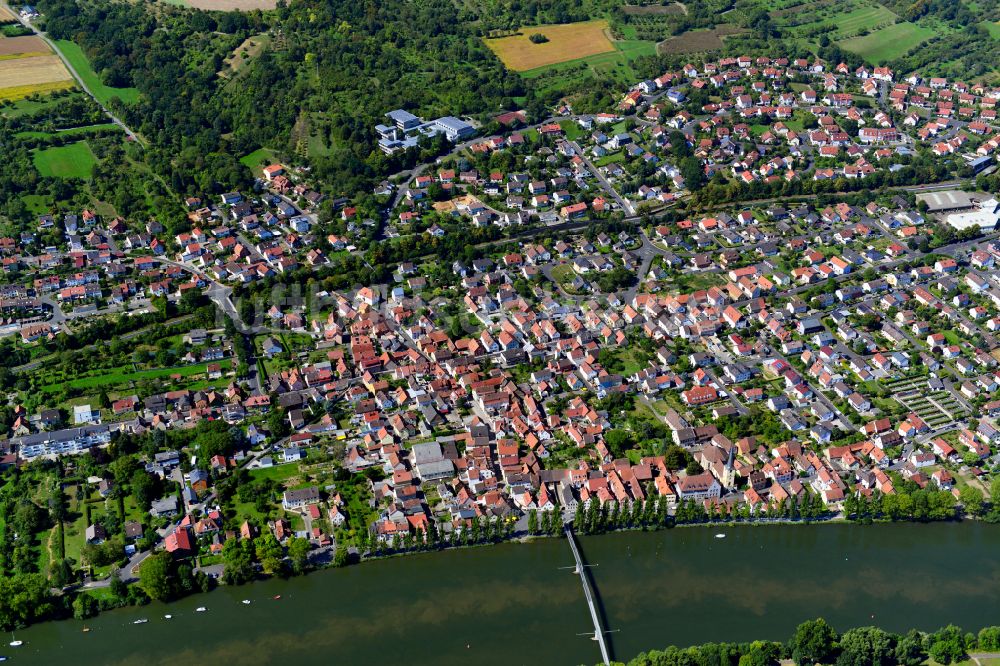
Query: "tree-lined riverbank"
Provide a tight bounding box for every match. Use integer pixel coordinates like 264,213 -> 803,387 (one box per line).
7,522 -> 1000,666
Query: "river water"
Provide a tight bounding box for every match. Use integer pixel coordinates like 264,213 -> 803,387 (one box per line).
10,522 -> 1000,666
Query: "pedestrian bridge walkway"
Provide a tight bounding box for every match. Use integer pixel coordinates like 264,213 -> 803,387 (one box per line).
564,526 -> 611,666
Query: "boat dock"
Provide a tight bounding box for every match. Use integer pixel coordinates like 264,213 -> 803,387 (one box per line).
565,526 -> 611,666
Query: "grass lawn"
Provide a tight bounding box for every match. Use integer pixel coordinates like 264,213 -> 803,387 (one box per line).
0,91 -> 84,117
619,350 -> 647,376
285,512 -> 305,531
654,393 -> 683,414
630,397 -> 661,424
249,463 -> 302,483
122,495 -> 144,523
33,141 -> 97,179
279,332 -> 316,352
595,151 -> 625,167
983,21 -> 1000,39
337,477 -> 379,544
40,359 -> 232,392
666,270 -> 723,294
55,40 -> 140,105
64,487 -> 89,567
20,193 -> 53,215
221,33 -> 271,78
558,119 -> 584,141
838,22 -> 933,63
550,263 -> 577,285
604,346 -> 649,376
37,524 -> 54,576
82,586 -> 117,602
231,499 -> 269,526
16,122 -> 118,140
306,129 -> 332,158
942,330 -> 961,346
240,147 -> 279,170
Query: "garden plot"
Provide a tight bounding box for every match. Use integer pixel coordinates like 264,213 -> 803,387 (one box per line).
896,390 -> 965,427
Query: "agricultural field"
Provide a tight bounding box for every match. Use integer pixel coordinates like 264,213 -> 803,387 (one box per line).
823,4 -> 896,37
657,25 -> 744,54
767,0 -> 837,19
895,390 -> 966,429
0,30 -> 73,103
54,40 -> 140,105
0,35 -> 48,57
0,53 -> 74,101
621,3 -> 686,16
779,0 -> 897,38
839,21 -> 934,63
518,37 -> 657,95
166,0 -> 277,9
33,141 -> 98,179
485,20 -> 616,71
0,4 -> 15,21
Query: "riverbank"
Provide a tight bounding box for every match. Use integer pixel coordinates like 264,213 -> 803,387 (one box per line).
62,509 -> 938,627
9,522 -> 1000,666
603,616 -> 1000,666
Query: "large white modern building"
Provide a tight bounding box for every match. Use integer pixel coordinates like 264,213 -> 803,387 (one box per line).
947,198 -> 1000,231
376,110 -> 476,154
15,425 -> 111,459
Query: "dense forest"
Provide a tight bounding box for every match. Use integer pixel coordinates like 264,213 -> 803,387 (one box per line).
35,0 -> 528,199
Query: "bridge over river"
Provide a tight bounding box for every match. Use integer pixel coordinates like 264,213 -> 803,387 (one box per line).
11,523 -> 1000,666
565,525 -> 612,665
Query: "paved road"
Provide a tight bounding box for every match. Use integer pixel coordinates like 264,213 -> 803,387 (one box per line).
4,3 -> 143,144
771,350 -> 852,433
38,294 -> 67,325
82,547 -> 152,588
153,257 -> 250,332
236,233 -> 268,263
568,140 -> 635,216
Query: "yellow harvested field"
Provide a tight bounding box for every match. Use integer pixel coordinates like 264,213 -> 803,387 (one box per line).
0,52 -> 49,61
0,55 -> 73,100
0,80 -> 76,101
0,36 -> 50,56
485,20 -> 616,71
0,4 -> 15,21
184,0 -> 276,9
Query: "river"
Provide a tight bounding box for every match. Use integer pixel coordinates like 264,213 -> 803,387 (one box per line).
9,522 -> 1000,666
